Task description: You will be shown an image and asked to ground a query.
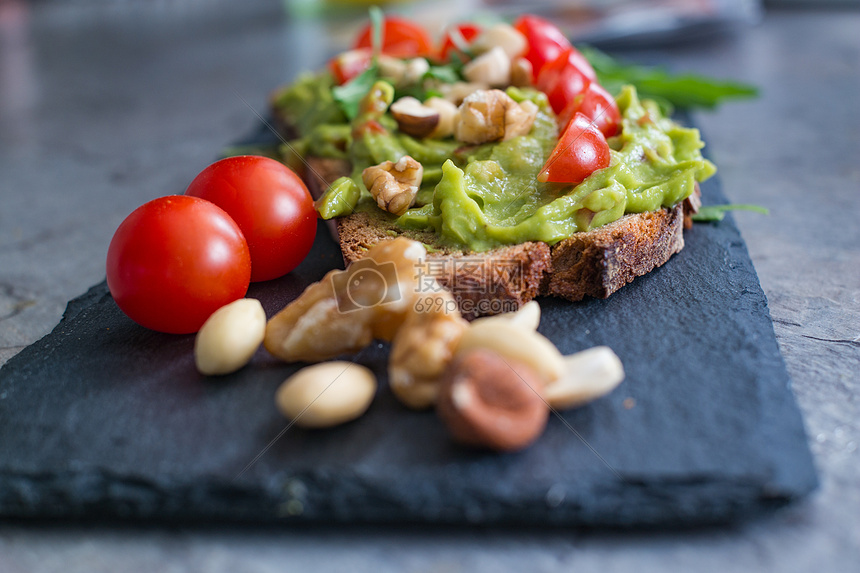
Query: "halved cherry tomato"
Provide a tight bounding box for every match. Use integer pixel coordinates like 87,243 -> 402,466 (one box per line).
438,22 -> 482,63
329,47 -> 373,85
106,195 -> 251,334
185,156 -> 317,283
536,48 -> 594,115
514,14 -> 573,79
558,81 -> 622,138
538,112 -> 611,185
353,15 -> 434,58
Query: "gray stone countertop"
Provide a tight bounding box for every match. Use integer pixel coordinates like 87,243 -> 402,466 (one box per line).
0,2 -> 857,571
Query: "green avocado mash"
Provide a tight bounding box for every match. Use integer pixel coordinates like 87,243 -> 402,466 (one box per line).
275,73 -> 715,252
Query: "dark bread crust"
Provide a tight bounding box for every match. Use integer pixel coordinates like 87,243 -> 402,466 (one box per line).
540,205 -> 685,301
302,154 -> 694,316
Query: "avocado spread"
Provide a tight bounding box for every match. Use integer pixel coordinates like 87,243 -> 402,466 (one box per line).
273,73 -> 715,252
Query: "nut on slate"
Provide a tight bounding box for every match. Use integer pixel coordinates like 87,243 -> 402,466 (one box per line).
264,237 -> 428,363
454,89 -> 538,144
456,319 -> 565,385
390,97 -> 440,138
470,300 -> 540,331
388,289 -> 469,410
194,298 -> 266,376
362,155 -> 423,216
543,346 -> 625,409
437,349 -> 549,451
276,361 -> 377,428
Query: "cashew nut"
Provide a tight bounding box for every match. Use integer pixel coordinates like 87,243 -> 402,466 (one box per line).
424,97 -> 458,139
275,361 -> 377,428
463,46 -> 511,87
456,320 -> 565,384
470,300 -> 540,331
362,155 -> 423,216
389,290 -> 469,410
543,347 -> 625,409
454,89 -> 538,144
470,23 -> 528,59
194,298 -> 266,376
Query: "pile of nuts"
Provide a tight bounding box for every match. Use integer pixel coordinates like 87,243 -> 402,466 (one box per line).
193,237 -> 625,452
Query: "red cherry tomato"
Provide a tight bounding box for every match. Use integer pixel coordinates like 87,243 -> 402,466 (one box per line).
536,48 -> 594,115
185,156 -> 317,283
514,14 -> 573,78
558,82 -> 621,138
329,48 -> 373,85
438,22 -> 482,62
106,195 -> 251,334
353,15 -> 434,58
538,112 -> 611,185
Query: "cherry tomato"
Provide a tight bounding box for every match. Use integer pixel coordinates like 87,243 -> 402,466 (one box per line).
538,112 -> 611,185
185,156 -> 317,283
106,195 -> 251,334
329,48 -> 373,85
558,81 -> 622,138
536,48 -> 594,115
514,14 -> 573,78
438,22 -> 482,63
353,15 -> 434,58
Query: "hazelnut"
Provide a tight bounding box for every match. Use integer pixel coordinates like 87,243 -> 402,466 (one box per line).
390,97 -> 440,138
437,349 -> 549,452
510,57 -> 534,87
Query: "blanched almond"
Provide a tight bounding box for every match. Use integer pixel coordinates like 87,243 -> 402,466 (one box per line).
194,298 -> 266,376
275,361 -> 377,428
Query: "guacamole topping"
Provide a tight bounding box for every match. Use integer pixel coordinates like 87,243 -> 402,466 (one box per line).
276,73 -> 715,252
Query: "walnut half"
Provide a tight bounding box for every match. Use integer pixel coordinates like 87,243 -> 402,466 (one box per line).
362,155 -> 424,216
454,89 -> 538,145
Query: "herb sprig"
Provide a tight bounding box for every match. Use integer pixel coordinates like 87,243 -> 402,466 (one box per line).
581,46 -> 759,111
691,204 -> 770,222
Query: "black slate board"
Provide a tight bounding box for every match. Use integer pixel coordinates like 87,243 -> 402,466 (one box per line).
0,131 -> 817,527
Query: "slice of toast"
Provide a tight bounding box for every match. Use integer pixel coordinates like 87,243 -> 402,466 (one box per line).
303,156 -> 695,318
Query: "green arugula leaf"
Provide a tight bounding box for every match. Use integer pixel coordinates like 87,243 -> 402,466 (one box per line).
581,46 -> 758,110
423,64 -> 462,85
332,62 -> 379,120
691,204 -> 770,222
